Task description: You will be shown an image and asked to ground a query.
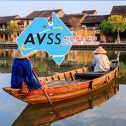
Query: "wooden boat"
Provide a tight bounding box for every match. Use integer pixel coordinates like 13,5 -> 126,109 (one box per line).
3,60 -> 119,104
12,80 -> 119,126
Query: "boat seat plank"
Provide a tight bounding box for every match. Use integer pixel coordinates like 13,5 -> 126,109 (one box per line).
46,80 -> 81,87
75,72 -> 107,80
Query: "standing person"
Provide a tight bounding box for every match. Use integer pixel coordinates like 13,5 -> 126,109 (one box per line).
11,49 -> 46,93
93,46 -> 110,72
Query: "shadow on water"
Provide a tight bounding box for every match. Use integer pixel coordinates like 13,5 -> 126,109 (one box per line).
12,80 -> 119,126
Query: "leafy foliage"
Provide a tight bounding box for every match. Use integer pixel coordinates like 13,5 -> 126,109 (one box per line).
99,20 -> 113,35
5,22 -> 20,34
100,15 -> 126,43
0,28 -> 6,34
0,22 -> 20,35
108,15 -> 126,33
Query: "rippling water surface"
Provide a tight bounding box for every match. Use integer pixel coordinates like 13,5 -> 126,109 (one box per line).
0,50 -> 126,126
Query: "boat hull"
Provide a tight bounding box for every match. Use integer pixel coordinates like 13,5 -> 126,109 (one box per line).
3,60 -> 119,104
12,80 -> 119,126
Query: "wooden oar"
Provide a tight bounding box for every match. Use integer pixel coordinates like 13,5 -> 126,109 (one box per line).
32,70 -> 59,117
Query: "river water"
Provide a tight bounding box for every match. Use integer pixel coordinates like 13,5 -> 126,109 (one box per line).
0,49 -> 126,126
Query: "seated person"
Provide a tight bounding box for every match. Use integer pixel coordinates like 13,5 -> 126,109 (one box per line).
11,49 -> 46,93
93,46 -> 110,72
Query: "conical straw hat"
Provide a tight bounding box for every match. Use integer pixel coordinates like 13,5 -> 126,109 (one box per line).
15,49 -> 38,59
94,46 -> 106,54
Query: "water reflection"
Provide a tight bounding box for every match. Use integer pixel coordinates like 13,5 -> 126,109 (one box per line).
12,80 -> 119,126
0,49 -> 126,125
0,73 -> 27,126
0,49 -> 125,76
0,49 -> 94,76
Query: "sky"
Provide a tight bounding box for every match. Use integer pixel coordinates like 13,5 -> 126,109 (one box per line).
0,1 -> 126,17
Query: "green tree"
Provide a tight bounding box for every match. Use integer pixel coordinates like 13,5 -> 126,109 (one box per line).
0,22 -> 21,41
99,20 -> 113,35
6,22 -> 20,34
0,28 -> 6,35
99,20 -> 114,42
108,15 -> 126,43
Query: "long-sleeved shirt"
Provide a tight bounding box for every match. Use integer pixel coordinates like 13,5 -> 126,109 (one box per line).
11,58 -> 42,90
93,54 -> 110,72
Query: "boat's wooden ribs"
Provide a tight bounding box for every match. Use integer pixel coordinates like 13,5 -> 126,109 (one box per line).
70,70 -> 76,80
83,68 -> 88,73
46,76 -> 53,81
53,74 -> 60,80
39,77 -> 47,83
69,72 -> 74,81
39,67 -> 100,85
59,73 -> 65,80
76,68 -> 83,73
64,72 -> 72,81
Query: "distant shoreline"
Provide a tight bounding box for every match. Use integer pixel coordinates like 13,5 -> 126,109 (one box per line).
0,43 -> 126,50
